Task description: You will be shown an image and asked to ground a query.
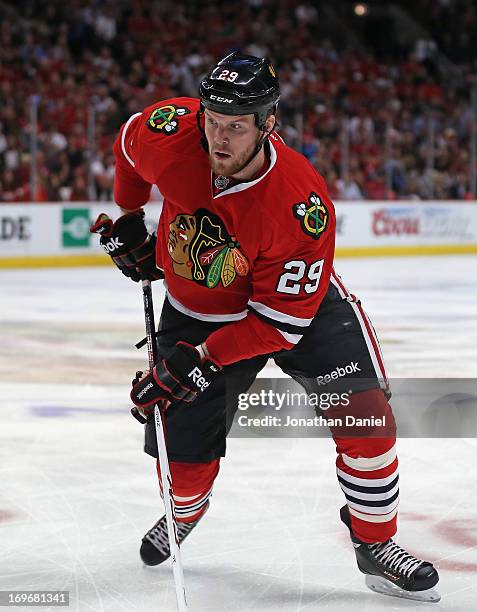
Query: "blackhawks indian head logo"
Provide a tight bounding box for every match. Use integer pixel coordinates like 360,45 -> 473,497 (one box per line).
293,192 -> 328,240
146,104 -> 191,135
167,209 -> 249,288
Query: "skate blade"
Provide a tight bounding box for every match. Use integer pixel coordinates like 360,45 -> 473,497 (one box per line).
365,575 -> 441,603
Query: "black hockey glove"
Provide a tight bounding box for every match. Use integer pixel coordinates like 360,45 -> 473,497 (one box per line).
90,211 -> 163,282
130,342 -> 222,415
130,370 -> 167,424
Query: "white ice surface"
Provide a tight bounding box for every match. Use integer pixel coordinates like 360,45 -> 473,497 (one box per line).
1,255 -> 477,611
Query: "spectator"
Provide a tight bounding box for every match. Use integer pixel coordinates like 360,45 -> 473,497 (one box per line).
0,0 -> 475,202
337,173 -> 365,200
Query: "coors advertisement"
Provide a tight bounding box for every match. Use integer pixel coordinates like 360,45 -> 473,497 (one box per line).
371,205 -> 475,241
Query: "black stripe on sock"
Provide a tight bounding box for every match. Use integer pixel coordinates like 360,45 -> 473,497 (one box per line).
342,488 -> 400,508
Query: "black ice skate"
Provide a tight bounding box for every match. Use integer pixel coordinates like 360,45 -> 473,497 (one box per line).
140,504 -> 208,566
340,505 -> 440,603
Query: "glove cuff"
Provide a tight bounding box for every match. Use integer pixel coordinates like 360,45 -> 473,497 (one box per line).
176,341 -> 222,373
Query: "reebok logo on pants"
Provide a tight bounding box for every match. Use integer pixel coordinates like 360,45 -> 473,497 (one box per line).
317,361 -> 361,385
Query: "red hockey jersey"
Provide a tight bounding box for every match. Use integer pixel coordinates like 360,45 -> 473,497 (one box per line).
113,97 -> 336,365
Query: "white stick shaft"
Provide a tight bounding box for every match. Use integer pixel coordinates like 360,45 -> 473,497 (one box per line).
142,280 -> 188,611
154,405 -> 188,611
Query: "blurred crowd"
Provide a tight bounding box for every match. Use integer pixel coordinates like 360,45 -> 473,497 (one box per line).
0,0 -> 476,202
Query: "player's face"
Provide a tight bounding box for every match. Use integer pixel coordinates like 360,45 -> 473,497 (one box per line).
204,110 -> 261,176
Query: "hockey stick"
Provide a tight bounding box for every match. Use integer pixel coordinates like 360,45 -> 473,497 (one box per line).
90,214 -> 187,609
141,279 -> 188,612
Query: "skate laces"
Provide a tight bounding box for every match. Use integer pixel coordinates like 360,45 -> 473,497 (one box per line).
146,517 -> 196,554
370,539 -> 424,578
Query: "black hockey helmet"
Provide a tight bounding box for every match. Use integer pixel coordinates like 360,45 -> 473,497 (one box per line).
199,52 -> 280,130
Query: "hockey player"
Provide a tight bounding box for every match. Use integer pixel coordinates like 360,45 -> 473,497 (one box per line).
92,53 -> 440,602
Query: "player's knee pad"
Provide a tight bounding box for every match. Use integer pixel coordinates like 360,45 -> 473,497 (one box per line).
156,458 -> 220,522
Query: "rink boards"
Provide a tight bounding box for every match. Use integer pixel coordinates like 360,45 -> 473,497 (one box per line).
0,200 -> 477,267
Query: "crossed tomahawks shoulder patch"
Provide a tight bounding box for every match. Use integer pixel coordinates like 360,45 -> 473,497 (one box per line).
293,192 -> 328,240
146,104 -> 191,135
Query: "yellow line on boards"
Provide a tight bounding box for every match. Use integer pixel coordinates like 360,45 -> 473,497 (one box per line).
335,245 -> 477,257
0,244 -> 477,269
0,255 -> 112,269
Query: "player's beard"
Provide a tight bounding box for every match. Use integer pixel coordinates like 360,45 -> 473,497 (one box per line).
209,137 -> 260,177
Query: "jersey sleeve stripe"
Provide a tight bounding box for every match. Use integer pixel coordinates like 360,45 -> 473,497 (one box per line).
277,329 -> 303,344
121,112 -> 142,167
247,300 -> 313,327
248,304 -> 310,336
166,289 -> 247,322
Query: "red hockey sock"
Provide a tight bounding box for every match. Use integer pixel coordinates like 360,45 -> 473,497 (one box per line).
156,458 -> 220,523
329,389 -> 399,543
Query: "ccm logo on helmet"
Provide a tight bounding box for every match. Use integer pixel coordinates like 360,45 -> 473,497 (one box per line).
209,94 -> 234,103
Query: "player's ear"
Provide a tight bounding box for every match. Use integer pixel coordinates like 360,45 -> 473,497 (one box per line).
264,114 -> 276,133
